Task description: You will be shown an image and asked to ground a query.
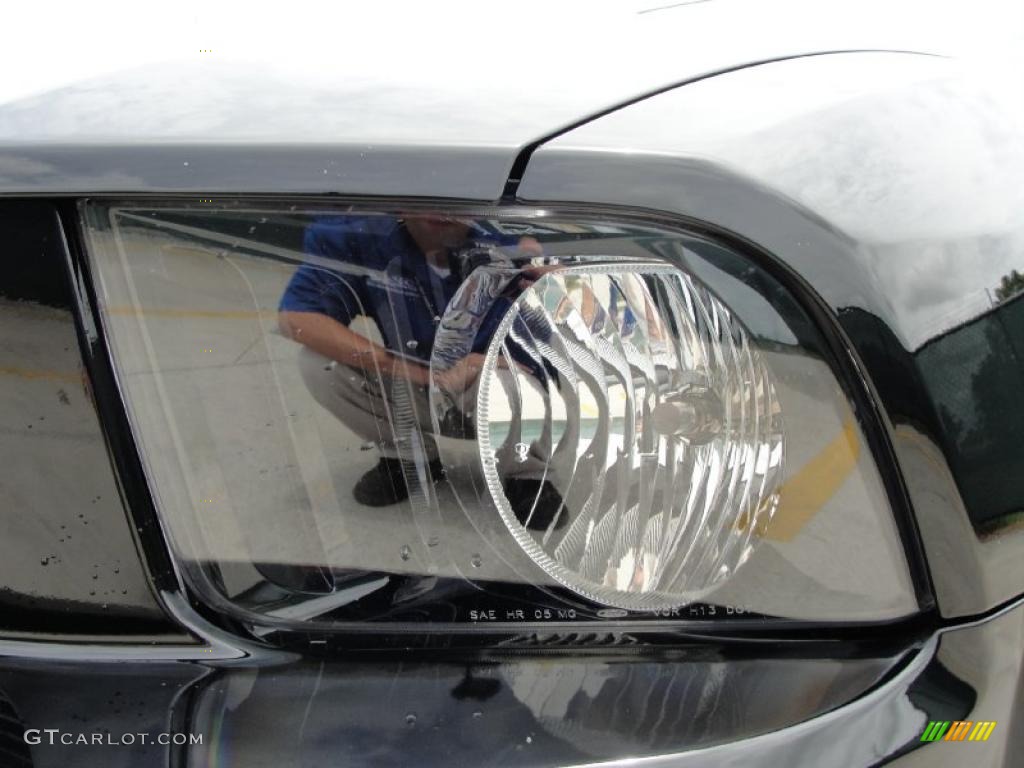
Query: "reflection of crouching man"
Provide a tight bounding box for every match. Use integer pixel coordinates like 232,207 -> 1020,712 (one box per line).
278,214 -> 534,507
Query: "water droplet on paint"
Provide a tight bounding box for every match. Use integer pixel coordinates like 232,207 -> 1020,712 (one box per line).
400,545 -> 412,561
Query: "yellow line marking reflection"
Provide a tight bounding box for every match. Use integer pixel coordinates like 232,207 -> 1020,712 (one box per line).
105,305 -> 274,320
0,365 -> 80,383
755,418 -> 861,542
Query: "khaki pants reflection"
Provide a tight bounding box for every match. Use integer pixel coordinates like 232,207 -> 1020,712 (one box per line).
297,346 -> 438,460
297,347 -> 541,485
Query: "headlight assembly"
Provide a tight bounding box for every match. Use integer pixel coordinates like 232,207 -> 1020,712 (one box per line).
82,201 -> 919,632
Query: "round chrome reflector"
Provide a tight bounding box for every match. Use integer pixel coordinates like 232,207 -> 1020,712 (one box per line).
434,261 -> 784,610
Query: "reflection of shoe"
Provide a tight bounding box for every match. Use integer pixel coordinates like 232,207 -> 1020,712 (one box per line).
354,458 -> 408,506
503,478 -> 568,531
353,457 -> 442,507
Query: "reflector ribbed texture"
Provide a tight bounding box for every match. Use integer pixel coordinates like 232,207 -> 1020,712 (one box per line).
478,265 -> 784,609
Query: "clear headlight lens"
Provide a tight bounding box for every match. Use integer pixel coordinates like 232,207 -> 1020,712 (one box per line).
433,264 -> 784,610
82,202 -> 918,628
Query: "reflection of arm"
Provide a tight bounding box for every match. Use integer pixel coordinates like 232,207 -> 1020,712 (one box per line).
279,310 -> 430,386
280,220 -> 432,386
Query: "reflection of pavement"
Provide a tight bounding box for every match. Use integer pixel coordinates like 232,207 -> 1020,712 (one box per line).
0,299 -> 162,615
91,227 -> 916,621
